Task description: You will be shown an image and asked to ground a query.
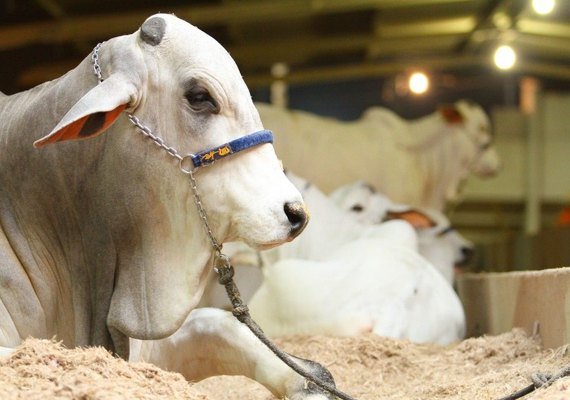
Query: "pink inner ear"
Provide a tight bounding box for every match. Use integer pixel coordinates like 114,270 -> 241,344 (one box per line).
34,105 -> 126,147
387,210 -> 436,229
440,106 -> 464,124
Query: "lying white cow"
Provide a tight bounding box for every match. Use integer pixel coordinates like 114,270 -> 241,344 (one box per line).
0,14 -> 339,399
249,237 -> 466,345
201,171 -> 421,308
330,181 -> 475,284
203,172 -> 466,345
257,100 -> 501,210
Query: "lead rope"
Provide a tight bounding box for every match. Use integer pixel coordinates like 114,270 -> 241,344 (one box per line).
92,42 -> 356,400
185,174 -> 356,400
173,140 -> 358,400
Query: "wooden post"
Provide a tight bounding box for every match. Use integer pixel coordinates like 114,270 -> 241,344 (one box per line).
521,77 -> 543,235
270,62 -> 289,109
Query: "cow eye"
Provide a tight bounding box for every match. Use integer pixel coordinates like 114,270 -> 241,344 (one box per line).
351,204 -> 364,212
185,85 -> 219,114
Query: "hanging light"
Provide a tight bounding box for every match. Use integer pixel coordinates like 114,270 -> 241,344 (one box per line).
532,0 -> 555,15
494,45 -> 517,70
408,72 -> 429,95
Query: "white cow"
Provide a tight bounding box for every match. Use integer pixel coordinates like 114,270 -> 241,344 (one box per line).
257,100 -> 501,210
200,171 -> 420,309
249,237 -> 466,345
330,181 -> 475,284
203,172 -> 466,345
0,14 -> 338,400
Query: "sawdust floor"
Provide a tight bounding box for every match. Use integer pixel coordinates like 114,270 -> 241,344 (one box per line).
3,329 -> 570,399
196,329 -> 570,400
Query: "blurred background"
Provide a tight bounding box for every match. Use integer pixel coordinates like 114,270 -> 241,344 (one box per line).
1,0 -> 569,273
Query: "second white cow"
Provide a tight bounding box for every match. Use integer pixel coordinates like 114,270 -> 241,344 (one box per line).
249,237 -> 466,345
330,181 -> 475,284
203,172 -> 466,345
257,100 -> 501,211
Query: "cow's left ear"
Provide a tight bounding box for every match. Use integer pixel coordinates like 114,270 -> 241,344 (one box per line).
439,105 -> 464,124
386,210 -> 436,229
34,73 -> 137,147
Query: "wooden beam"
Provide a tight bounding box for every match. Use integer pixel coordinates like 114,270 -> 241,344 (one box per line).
18,51 -> 570,90
517,18 -> 570,39
454,0 -> 507,53
375,15 -> 476,38
232,32 -> 464,68
245,55 -> 485,87
514,34 -> 570,59
16,32 -> 466,85
0,0 -> 485,51
310,0 -> 472,12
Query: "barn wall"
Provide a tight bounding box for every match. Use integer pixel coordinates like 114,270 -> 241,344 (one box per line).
461,92 -> 570,204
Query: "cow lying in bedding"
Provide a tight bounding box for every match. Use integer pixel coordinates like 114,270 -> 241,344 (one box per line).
203,172 -> 466,345
0,13 -> 338,400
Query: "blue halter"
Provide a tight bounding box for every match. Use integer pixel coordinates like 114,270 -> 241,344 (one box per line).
190,129 -> 273,169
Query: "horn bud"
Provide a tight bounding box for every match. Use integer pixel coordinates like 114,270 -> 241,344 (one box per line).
140,16 -> 166,46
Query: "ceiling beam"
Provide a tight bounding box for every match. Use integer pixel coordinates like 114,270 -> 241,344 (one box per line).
516,18 -> 570,39
35,0 -> 65,18
0,0 -> 484,51
245,55 -> 486,87
513,34 -> 570,59
17,32 -> 467,86
454,0 -> 507,53
17,51 -> 570,91
375,15 -> 476,38
310,0 -> 472,12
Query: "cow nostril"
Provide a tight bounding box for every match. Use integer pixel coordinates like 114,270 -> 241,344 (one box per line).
284,201 -> 309,238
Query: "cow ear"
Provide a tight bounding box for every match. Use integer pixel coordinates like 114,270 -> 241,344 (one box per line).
386,210 -> 436,229
439,105 -> 464,124
33,74 -> 137,148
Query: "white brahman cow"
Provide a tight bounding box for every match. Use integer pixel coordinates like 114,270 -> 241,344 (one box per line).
248,237 -> 466,345
0,14 -> 338,400
203,172 -> 466,345
330,181 -> 475,284
257,100 -> 501,210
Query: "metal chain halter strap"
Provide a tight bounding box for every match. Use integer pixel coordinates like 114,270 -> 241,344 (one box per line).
92,42 -> 357,400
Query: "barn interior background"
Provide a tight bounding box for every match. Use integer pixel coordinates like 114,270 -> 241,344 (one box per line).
1,0 -> 569,273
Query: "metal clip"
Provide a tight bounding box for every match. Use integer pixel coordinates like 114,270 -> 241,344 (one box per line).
179,155 -> 196,174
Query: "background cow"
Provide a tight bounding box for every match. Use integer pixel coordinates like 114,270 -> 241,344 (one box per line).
202,172 -> 466,345
257,100 -> 501,211
330,180 -> 475,283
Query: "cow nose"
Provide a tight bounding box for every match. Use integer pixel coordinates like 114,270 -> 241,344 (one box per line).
284,201 -> 309,238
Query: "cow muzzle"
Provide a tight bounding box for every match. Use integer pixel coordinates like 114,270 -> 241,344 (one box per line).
284,201 -> 309,240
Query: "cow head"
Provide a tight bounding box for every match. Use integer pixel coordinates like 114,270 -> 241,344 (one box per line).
33,14 -> 308,351
440,100 -> 502,179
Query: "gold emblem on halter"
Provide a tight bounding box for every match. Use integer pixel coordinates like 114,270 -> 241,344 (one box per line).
200,145 -> 232,163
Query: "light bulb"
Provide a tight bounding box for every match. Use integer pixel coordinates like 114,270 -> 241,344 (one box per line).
532,0 -> 555,15
494,45 -> 516,70
409,72 -> 429,94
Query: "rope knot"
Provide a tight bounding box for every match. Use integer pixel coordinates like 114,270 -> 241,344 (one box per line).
215,253 -> 235,285
232,305 -> 249,318
216,264 -> 235,285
